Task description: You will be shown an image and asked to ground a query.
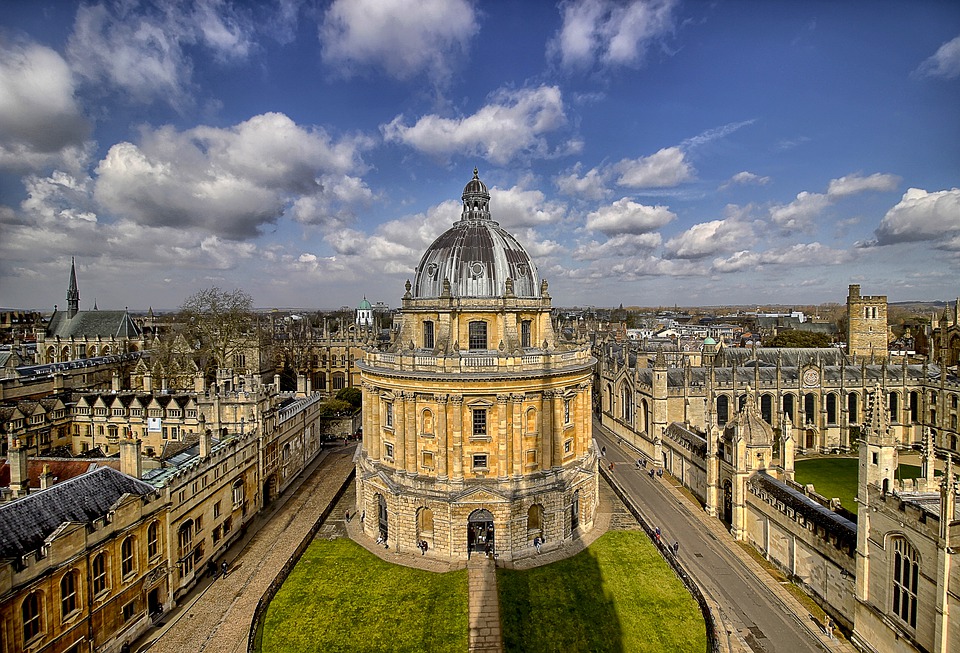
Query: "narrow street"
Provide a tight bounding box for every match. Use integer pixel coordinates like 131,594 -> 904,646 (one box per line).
595,422 -> 853,653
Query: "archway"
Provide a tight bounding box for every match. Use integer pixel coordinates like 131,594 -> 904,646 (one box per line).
721,480 -> 733,528
571,489 -> 580,532
378,494 -> 389,542
467,509 -> 495,556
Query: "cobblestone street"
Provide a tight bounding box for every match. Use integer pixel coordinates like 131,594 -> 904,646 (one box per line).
134,445 -> 357,653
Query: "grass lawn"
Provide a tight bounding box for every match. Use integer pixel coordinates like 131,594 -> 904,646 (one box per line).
498,531 -> 707,653
259,538 -> 469,653
794,459 -> 923,510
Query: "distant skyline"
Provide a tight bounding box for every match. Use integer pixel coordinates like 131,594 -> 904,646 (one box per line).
1,0 -> 958,312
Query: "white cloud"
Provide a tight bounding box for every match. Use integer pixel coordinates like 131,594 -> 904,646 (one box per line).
573,233 -> 661,261
67,0 -> 254,108
870,188 -> 960,247
711,243 -> 848,273
585,197 -> 675,235
915,34 -> 960,80
681,119 -> 756,150
615,147 -> 693,188
0,42 -> 90,172
92,112 -> 372,239
665,213 -> 754,260
382,86 -> 571,165
548,0 -> 677,71
826,172 -> 900,198
320,0 -> 479,82
721,171 -> 770,189
490,185 -> 567,228
555,164 -> 611,200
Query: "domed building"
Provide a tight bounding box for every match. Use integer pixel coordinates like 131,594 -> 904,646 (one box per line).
356,297 -> 373,327
355,169 -> 598,560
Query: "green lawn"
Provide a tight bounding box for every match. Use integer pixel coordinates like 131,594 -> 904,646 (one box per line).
260,538 -> 469,653
794,458 -> 923,510
498,531 -> 707,653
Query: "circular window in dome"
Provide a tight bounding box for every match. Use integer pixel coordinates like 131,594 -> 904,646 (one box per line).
517,264 -> 527,277
427,263 -> 438,277
470,262 -> 485,278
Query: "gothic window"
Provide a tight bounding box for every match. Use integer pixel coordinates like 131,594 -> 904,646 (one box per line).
469,321 -> 487,350
717,396 -> 729,426
826,394 -> 837,424
178,521 -> 195,577
621,386 -> 633,423
60,570 -> 79,619
121,536 -> 136,577
22,591 -> 42,642
783,394 -> 795,420
847,393 -> 858,423
521,320 -> 531,348
892,537 -> 919,629
804,393 -> 816,424
332,372 -> 345,390
92,553 -> 107,595
909,392 -> 919,423
889,393 -> 899,423
423,321 -> 435,349
760,394 -> 773,424
472,409 -> 487,437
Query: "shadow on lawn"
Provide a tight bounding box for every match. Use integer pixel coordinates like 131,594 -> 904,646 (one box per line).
498,547 -> 623,653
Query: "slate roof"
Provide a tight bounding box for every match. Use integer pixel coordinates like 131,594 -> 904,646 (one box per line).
750,472 -> 857,548
0,459 -> 120,489
46,309 -> 141,339
0,467 -> 156,560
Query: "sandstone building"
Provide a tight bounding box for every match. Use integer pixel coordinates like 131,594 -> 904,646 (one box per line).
355,170 -> 597,560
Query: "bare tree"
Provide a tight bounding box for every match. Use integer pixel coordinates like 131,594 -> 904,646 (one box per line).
177,288 -> 255,380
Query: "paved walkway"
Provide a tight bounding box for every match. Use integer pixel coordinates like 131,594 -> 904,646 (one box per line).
133,444 -> 357,653
467,556 -> 503,653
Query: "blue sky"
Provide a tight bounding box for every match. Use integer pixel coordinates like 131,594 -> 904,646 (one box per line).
1,0 -> 958,312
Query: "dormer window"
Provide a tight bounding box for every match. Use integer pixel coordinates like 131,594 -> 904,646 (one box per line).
469,321 -> 487,350
423,321 -> 435,349
521,320 -> 531,348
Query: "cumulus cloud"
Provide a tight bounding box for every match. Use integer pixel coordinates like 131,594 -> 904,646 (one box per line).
320,0 -> 479,83
720,171 -> 770,189
490,185 -> 567,228
67,0 -> 254,107
585,197 -> 675,235
555,164 -> 611,200
615,147 -> 693,188
664,213 -> 754,260
867,188 -> 960,248
548,0 -> 677,71
93,112 -> 372,239
914,34 -> 960,80
712,242 -> 849,273
769,172 -> 900,233
382,86 -> 572,165
0,42 -> 91,171
573,233 -> 661,260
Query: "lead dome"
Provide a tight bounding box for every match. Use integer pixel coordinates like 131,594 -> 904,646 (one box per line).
412,168 -> 540,299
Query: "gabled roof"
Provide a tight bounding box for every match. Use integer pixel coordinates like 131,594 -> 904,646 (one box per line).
46,309 -> 141,340
0,467 -> 156,559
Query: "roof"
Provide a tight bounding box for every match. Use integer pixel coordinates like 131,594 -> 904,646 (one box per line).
0,458 -> 120,488
0,467 -> 156,559
46,308 -> 142,340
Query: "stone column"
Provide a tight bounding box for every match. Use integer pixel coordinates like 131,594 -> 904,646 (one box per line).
553,391 -> 565,469
452,395 -> 463,481
511,394 -> 524,477
368,385 -> 381,461
437,394 -> 449,480
540,391 -> 553,469
497,394 -> 509,479
404,392 -> 417,474
395,393 -> 406,473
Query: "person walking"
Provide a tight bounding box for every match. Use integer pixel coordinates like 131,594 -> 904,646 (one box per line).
672,541 -> 679,555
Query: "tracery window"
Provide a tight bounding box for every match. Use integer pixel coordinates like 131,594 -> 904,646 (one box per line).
892,537 -> 919,629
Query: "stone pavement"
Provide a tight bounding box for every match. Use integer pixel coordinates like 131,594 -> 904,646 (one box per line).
468,556 -> 503,653
133,444 -> 357,653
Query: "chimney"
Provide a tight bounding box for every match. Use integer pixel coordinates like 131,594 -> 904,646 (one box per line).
199,413 -> 212,458
39,464 -> 55,490
9,439 -> 30,498
143,371 -> 153,393
120,435 -> 142,479
112,371 -> 121,392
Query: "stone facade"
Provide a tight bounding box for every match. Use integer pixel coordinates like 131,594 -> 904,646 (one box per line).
355,171 -> 598,561
847,284 -> 889,361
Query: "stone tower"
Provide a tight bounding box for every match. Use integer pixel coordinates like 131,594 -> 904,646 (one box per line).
846,284 -> 887,360
355,169 -> 597,561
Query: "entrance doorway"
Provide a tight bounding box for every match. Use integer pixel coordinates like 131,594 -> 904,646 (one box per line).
721,480 -> 733,528
378,494 -> 389,542
467,509 -> 495,556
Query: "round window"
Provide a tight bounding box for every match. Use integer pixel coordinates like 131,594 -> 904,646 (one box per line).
470,262 -> 484,277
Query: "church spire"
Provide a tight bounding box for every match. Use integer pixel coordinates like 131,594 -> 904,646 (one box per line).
67,257 -> 80,318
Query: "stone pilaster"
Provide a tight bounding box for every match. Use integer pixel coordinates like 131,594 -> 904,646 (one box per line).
437,394 -> 449,480
452,395 -> 463,481
497,394 -> 509,479
404,392 -> 417,474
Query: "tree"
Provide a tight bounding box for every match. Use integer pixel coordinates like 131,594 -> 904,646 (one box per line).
336,387 -> 362,408
177,288 -> 256,379
768,330 -> 833,348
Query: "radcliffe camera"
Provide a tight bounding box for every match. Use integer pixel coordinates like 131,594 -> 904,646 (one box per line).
0,2 -> 958,653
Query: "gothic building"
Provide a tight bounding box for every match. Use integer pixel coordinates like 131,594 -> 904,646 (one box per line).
355,170 -> 597,560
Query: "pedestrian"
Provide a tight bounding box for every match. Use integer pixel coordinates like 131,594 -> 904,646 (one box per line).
657,468 -> 663,477
484,541 -> 492,557
221,561 -> 228,577
672,541 -> 679,555
601,445 -> 606,457
649,468 -> 655,478
609,461 -> 615,471
345,510 -> 351,522
360,511 -> 365,524
654,527 -> 661,543
534,536 -> 542,554
376,534 -> 384,546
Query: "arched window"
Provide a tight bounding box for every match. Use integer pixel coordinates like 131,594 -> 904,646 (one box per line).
92,553 -> 108,594
178,521 -> 195,576
620,385 -> 633,424
417,507 -> 434,541
847,393 -> 859,423
468,321 -> 487,350
717,395 -> 729,426
421,409 -> 434,435
526,407 -> 537,433
760,394 -> 773,424
527,504 -> 544,535
783,394 -> 795,420
892,537 -> 919,629
148,521 -> 160,558
804,393 -> 816,424
332,372 -> 345,390
826,394 -> 837,424
889,392 -> 899,423
121,536 -> 136,577
22,591 -> 42,642
909,392 -> 919,423
232,478 -> 245,507
60,570 -> 79,618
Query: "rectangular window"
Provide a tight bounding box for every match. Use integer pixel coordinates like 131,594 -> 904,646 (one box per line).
564,399 -> 571,424
469,321 -> 487,350
384,442 -> 394,460
472,454 -> 488,470
472,409 -> 487,437
122,600 -> 137,623
521,320 -> 531,348
214,501 -> 221,518
421,451 -> 434,469
423,321 -> 435,349
564,439 -> 573,454
385,402 -> 393,428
